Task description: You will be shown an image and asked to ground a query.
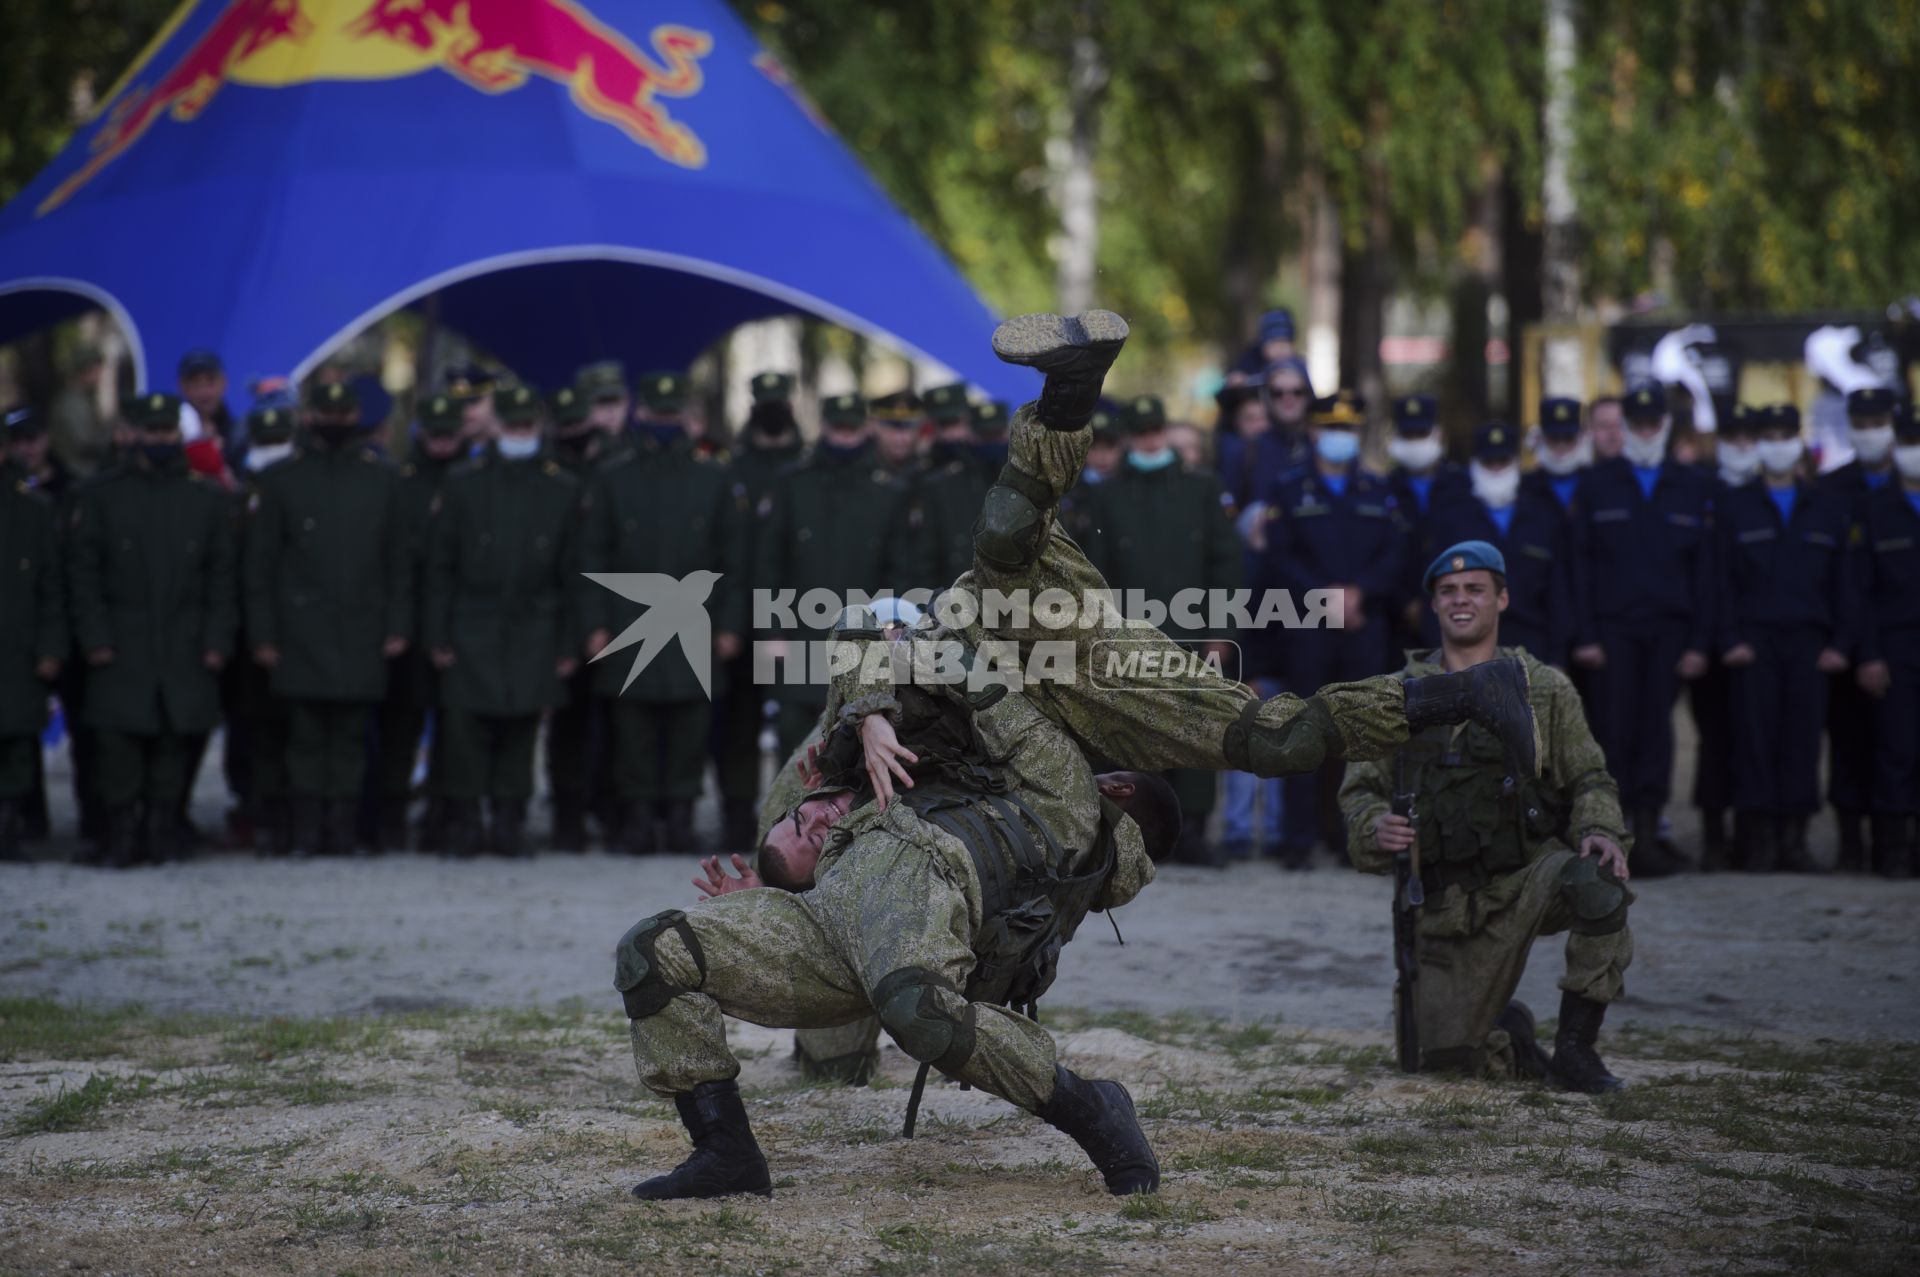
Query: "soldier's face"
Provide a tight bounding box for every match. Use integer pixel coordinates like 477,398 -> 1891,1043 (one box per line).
588,396 -> 629,431
761,791 -> 855,887
935,420 -> 973,444
422,432 -> 464,459
1087,437 -> 1121,476
461,398 -> 498,435
874,423 -> 919,465
179,369 -> 226,414
1589,403 -> 1626,458
1235,400 -> 1270,438
1432,572 -> 1507,645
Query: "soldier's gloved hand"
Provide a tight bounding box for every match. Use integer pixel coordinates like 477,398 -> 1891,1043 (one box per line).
1580,833 -> 1629,883
584,627 -> 611,659
555,656 -> 578,678
1815,647 -> 1848,674
431,648 -> 456,670
1858,659 -> 1892,699
34,657 -> 60,681
1675,650 -> 1708,680
859,713 -> 918,812
383,635 -> 408,658
202,650 -> 225,672
1571,644 -> 1605,670
1373,812 -> 1415,853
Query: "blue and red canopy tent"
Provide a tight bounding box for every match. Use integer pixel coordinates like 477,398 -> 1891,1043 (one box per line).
0,0 -> 1033,401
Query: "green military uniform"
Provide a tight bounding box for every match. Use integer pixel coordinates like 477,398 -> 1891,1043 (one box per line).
544,382 -> 615,847
0,462 -> 64,857
1339,646 -> 1633,1080
752,392 -> 930,754
913,383 -> 992,587
70,394 -> 237,864
425,397 -> 584,856
623,669 -> 1153,1114
583,373 -> 750,854
714,372 -> 805,849
371,395 -> 467,849
227,405 -> 298,853
1077,395 -> 1244,861
244,383 -> 411,853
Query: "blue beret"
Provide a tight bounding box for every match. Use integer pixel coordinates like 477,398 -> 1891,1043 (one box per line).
1539,397 -> 1581,438
1474,421 -> 1519,461
1847,387 -> 1896,417
1392,394 -> 1437,433
1259,308 -> 1295,342
1624,383 -> 1667,419
1425,540 -> 1508,593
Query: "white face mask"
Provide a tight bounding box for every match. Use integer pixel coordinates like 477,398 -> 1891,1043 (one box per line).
1536,435 -> 1590,476
245,442 -> 294,472
1757,438 -> 1804,475
1387,434 -> 1443,472
1717,441 -> 1760,485
1894,443 -> 1920,480
1470,460 -> 1520,508
1622,421 -> 1671,468
1851,424 -> 1895,464
497,432 -> 541,460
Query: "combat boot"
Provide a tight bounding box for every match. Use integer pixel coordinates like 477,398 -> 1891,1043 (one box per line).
1495,1000 -> 1551,1082
444,801 -> 482,859
1872,815 -> 1913,880
663,799 -> 698,853
1403,657 -> 1539,776
376,797 -> 411,853
326,799 -> 365,856
1738,811 -> 1777,873
288,797 -> 322,859
491,799 -> 531,859
1698,807 -> 1731,872
722,800 -> 758,854
99,803 -> 141,870
551,798 -> 589,853
1545,992 -> 1624,1094
1626,806 -> 1685,878
0,799 -> 22,861
991,311 -> 1130,431
1836,808 -> 1868,873
631,1080 -> 773,1202
618,800 -> 657,856
1034,1065 -> 1160,1195
261,797 -> 292,858
1779,814 -> 1822,874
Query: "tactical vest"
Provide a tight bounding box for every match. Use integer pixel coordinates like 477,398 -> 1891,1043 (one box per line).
1400,723 -> 1565,896
894,776 -> 1120,1014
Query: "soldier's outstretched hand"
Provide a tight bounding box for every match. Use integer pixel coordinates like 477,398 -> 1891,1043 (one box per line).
695,854 -> 763,898
1579,834 -> 1629,883
859,713 -> 918,811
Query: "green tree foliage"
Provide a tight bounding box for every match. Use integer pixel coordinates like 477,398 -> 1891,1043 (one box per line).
1571,0 -> 1920,310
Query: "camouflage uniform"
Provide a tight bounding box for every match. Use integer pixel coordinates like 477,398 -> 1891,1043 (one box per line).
623,676 -> 1153,1113
1339,647 -> 1633,1079
924,402 -> 1408,777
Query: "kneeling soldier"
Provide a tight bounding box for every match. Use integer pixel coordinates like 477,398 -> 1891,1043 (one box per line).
1340,540 -> 1634,1092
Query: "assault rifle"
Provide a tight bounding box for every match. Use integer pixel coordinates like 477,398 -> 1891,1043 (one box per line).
1390,752 -> 1424,1073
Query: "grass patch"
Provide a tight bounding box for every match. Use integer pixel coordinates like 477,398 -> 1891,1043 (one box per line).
11,1073 -> 155,1134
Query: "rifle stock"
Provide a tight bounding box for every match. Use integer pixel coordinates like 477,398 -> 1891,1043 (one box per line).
1390,753 -> 1423,1073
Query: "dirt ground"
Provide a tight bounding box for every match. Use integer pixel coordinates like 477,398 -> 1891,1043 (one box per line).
3,718 -> 1917,1274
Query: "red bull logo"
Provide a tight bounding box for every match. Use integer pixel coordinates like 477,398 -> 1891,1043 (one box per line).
40,0 -> 712,216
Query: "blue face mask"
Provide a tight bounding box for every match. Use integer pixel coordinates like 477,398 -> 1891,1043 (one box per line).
1315,429 -> 1359,465
1128,446 -> 1176,471
137,441 -> 182,468
497,432 -> 541,460
817,437 -> 866,461
635,423 -> 682,450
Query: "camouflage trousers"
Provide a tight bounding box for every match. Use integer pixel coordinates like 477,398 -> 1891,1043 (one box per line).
946,402 -> 1408,775
627,825 -> 1058,1112
1410,847 -> 1634,1079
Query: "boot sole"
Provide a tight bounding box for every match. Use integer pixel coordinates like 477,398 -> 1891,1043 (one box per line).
992,311 -> 1129,366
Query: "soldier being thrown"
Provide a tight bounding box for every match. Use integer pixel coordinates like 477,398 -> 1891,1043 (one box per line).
1339,540 -> 1633,1093
613,312 -> 1547,1202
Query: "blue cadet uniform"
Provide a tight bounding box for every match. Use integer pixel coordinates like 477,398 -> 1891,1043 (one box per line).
1424,422 -> 1572,665
1254,390 -> 1406,863
1855,402 -> 1920,878
1689,402 -> 1763,870
1521,397 -> 1588,516
1713,404 -> 1855,872
1386,393 -> 1467,649
1568,383 -> 1713,863
1818,387 -> 1901,870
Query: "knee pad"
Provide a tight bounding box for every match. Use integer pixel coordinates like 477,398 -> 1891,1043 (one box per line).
972,464 -> 1052,572
1558,855 -> 1629,936
871,967 -> 976,1072
613,909 -> 706,1020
